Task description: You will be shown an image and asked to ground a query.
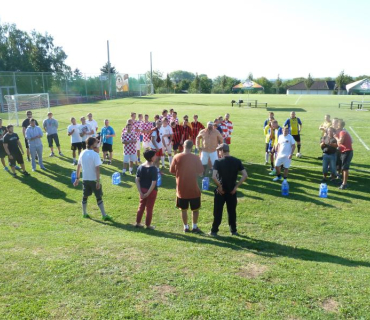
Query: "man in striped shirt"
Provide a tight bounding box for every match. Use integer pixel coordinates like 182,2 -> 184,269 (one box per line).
181,120 -> 192,145
222,113 -> 233,145
191,115 -> 205,152
171,121 -> 183,154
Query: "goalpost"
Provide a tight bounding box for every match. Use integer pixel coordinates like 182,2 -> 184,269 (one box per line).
5,93 -> 50,126
139,84 -> 154,96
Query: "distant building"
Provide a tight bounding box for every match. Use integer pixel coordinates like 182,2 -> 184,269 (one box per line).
287,81 -> 346,95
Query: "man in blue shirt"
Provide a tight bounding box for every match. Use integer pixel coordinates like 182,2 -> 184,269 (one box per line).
101,119 -> 116,165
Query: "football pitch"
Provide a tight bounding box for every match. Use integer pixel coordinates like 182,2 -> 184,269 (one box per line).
1,94 -> 370,319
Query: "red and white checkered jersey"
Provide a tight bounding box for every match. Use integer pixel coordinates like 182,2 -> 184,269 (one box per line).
169,117 -> 179,124
132,120 -> 142,140
221,120 -> 233,138
141,121 -> 153,142
121,131 -> 137,155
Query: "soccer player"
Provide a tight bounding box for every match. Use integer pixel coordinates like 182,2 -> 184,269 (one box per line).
263,116 -> 274,165
284,111 -> 302,157
130,112 -> 143,163
141,114 -> 153,150
67,117 -> 83,165
135,149 -> 158,229
121,122 -> 137,175
181,119 -> 192,144
269,120 -> 283,175
222,113 -> 233,145
272,126 -> 296,182
170,111 -> 179,125
320,127 -> 338,182
79,116 -> 94,150
101,119 -> 116,165
25,119 -> 46,171
334,120 -> 353,190
86,113 -> 98,138
171,120 -> 183,155
0,119 -> 9,171
73,137 -> 112,221
150,119 -> 164,170
319,114 -> 331,137
191,115 -> 205,151
210,143 -> 248,236
43,112 -> 63,157
263,112 -> 275,128
22,110 -> 38,162
160,118 -> 173,167
3,125 -> 30,177
181,115 -> 192,129
170,140 -> 204,233
196,121 -> 223,176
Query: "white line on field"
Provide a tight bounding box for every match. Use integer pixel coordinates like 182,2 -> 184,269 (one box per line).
349,126 -> 370,151
294,95 -> 302,105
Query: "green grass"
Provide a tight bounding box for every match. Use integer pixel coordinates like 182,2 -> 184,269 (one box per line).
1,94 -> 370,319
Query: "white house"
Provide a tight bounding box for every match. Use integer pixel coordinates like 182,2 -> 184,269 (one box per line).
287,81 -> 346,95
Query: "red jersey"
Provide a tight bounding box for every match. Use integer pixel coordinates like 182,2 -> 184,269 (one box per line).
338,129 -> 353,152
191,121 -> 205,140
122,131 -> 136,155
182,125 -> 192,141
172,124 -> 183,144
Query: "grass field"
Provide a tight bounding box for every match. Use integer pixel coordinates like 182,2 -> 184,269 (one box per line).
1,94 -> 370,319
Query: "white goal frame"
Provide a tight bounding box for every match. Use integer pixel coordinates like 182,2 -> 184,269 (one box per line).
5,93 -> 50,126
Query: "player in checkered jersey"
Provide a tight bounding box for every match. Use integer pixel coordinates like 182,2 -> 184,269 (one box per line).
222,113 -> 233,145
141,115 -> 153,150
130,112 -> 143,163
121,122 -> 137,175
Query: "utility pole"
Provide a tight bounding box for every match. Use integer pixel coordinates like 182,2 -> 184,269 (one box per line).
150,52 -> 153,94
107,40 -> 111,99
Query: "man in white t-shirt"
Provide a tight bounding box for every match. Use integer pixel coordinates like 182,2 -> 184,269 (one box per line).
67,117 -> 82,165
159,118 -> 173,168
73,137 -> 112,221
86,113 -> 98,137
79,116 -> 94,150
150,119 -> 163,170
273,127 -> 296,182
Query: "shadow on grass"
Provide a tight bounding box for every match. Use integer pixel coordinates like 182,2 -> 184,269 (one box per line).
267,107 -> 307,112
16,174 -> 76,203
91,219 -> 370,268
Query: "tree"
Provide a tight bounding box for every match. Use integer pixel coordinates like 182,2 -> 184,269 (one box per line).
0,22 -> 70,73
73,68 -> 83,79
221,75 -> 227,93
305,73 -> 314,91
248,73 -> 253,81
199,75 -> 212,93
169,70 -> 195,83
100,62 -> 117,74
191,73 -> 200,93
212,75 -> 240,94
274,74 -> 282,94
165,73 -> 172,92
335,70 -> 353,95
145,70 -> 164,92
255,77 -> 273,94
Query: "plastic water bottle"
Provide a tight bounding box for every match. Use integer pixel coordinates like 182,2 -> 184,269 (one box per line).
71,171 -> 77,184
157,172 -> 162,187
202,177 -> 209,191
281,179 -> 289,196
194,148 -> 199,155
319,183 -> 328,198
112,172 -> 121,185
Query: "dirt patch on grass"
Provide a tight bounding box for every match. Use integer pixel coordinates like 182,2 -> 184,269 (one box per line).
151,284 -> 177,302
237,263 -> 268,279
321,298 -> 339,313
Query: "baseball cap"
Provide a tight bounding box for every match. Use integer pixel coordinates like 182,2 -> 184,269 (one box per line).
216,143 -> 229,152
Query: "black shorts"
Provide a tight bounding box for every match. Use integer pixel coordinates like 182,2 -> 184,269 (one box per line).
0,143 -> 6,158
47,134 -> 60,148
176,197 -> 201,211
71,142 -> 83,151
9,151 -> 24,167
102,143 -> 113,152
83,180 -> 103,198
292,134 -> 301,143
340,150 -> 353,171
25,138 -> 29,149
82,141 -> 86,150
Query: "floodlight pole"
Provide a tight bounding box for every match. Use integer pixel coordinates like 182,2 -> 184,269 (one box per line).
107,40 -> 111,99
150,52 -> 153,94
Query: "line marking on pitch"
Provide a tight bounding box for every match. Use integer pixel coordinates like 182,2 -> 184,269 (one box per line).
294,95 -> 302,105
349,126 -> 370,151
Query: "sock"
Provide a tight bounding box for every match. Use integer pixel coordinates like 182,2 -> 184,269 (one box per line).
169,156 -> 172,165
161,156 -> 165,166
184,224 -> 189,230
298,145 -> 301,152
192,223 -> 197,229
271,161 -> 274,169
278,174 -> 282,178
97,200 -> 106,216
129,167 -> 133,173
73,158 -> 76,162
122,168 -> 127,173
157,167 -> 160,173
138,157 -> 141,162
284,177 -> 287,180
265,153 -> 269,162
82,200 -> 87,215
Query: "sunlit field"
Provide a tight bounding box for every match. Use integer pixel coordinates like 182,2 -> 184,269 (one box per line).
1,93 -> 369,319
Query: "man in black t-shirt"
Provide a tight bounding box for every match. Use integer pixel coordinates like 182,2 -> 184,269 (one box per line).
210,144 -> 248,236
22,110 -> 39,162
3,125 -> 30,177
0,118 -> 9,171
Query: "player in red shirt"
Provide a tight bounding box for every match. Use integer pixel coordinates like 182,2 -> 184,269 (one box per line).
171,121 -> 183,154
191,115 -> 205,153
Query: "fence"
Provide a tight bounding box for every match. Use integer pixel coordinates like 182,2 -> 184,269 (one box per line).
0,72 -> 151,112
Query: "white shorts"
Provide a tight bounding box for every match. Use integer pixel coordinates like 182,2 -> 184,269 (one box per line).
136,140 -> 141,151
275,156 -> 292,169
200,151 -> 218,166
142,141 -> 151,150
123,154 -> 137,163
162,143 -> 172,155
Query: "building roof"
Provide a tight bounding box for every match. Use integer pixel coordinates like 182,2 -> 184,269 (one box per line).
287,81 -> 306,90
288,80 -> 344,91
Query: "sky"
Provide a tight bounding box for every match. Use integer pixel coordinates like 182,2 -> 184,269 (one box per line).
1,0 -> 370,80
